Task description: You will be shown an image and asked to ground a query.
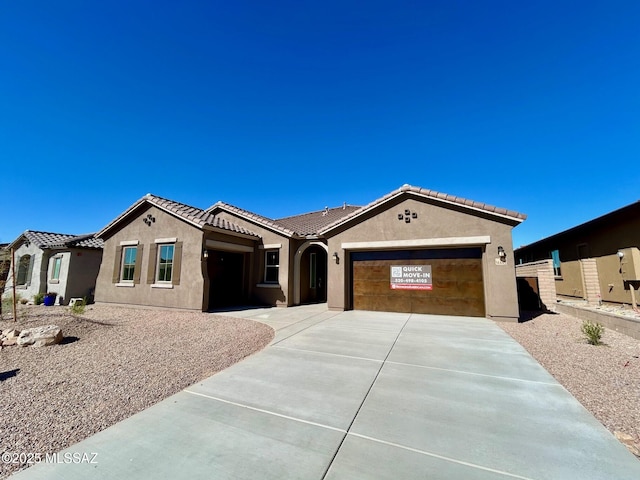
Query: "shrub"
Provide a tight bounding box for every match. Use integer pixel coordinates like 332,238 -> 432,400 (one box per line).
581,320 -> 604,345
70,298 -> 86,315
34,292 -> 45,305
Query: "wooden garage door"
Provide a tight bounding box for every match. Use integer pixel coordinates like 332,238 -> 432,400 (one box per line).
351,249 -> 485,317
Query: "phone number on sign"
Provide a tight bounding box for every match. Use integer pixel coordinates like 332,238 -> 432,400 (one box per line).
1,452 -> 98,465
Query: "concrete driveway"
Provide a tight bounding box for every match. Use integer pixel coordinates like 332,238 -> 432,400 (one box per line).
13,305 -> 640,479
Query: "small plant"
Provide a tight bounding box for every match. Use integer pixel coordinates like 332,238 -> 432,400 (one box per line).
581,320 -> 604,345
34,292 -> 45,305
70,298 -> 86,315
20,298 -> 28,305
1,293 -> 22,320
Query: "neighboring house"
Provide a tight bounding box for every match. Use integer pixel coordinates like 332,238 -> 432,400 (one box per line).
2,231 -> 104,305
514,201 -> 640,306
95,185 -> 525,321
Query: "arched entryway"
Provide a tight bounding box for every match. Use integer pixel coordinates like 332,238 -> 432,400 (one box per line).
293,241 -> 328,305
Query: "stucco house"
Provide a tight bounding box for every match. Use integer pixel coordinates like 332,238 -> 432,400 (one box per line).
515,200 -> 640,308
95,185 -> 525,321
2,231 -> 104,305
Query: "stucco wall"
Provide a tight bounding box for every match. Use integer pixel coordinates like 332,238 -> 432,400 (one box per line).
95,205 -> 205,310
2,243 -> 45,302
63,248 -> 103,303
325,196 -> 520,321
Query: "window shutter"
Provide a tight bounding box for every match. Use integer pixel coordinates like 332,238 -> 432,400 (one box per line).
172,242 -> 182,285
147,243 -> 158,284
26,255 -> 35,286
133,245 -> 144,284
112,246 -> 123,283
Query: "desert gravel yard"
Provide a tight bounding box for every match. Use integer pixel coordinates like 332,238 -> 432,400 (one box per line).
498,311 -> 640,458
0,305 -> 274,479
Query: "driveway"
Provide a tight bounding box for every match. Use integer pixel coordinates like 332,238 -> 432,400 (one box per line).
13,305 -> 640,479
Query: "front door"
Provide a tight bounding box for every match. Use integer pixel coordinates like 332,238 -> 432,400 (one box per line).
300,246 -> 327,304
207,250 -> 245,308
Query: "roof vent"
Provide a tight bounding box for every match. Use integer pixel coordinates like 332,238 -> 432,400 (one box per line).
322,206 -> 329,216
343,202 -> 346,209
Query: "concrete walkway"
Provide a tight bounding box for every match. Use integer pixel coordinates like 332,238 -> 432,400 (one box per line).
13,305 -> 640,479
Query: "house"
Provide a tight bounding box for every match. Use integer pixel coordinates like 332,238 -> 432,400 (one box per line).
95,185 -> 525,321
2,231 -> 104,305
514,201 -> 640,308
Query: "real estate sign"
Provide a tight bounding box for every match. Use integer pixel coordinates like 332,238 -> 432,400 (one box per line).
390,265 -> 432,290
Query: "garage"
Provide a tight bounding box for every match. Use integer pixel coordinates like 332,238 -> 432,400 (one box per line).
351,248 -> 485,316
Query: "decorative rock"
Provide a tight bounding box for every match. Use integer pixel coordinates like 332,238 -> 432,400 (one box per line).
615,431 -> 640,457
17,325 -> 63,347
1,329 -> 21,347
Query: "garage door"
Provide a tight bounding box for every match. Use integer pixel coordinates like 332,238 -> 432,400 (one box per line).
351,248 -> 485,316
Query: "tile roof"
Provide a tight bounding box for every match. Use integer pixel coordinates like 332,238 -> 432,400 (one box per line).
275,205 -> 362,236
209,202 -> 363,237
208,202 -> 297,237
97,194 -> 259,239
10,231 -> 104,250
319,184 -> 526,234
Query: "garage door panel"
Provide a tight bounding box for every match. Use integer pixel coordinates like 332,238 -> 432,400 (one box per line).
354,294 -> 411,312
435,280 -> 484,297
351,251 -> 485,317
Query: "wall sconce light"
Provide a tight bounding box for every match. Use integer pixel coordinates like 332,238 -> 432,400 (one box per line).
332,252 -> 339,264
203,250 -> 209,259
498,246 -> 506,260
617,250 -> 625,259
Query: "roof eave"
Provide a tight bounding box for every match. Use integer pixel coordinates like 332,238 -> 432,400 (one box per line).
97,196 -> 205,239
203,225 -> 260,240
211,204 -> 295,238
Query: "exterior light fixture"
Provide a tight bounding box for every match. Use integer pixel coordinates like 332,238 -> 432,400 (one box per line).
332,252 -> 339,264
617,250 -> 625,259
203,250 -> 209,259
498,246 -> 506,260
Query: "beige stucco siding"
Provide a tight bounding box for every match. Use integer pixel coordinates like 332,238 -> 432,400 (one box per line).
95,205 -> 205,310
325,197 -> 520,320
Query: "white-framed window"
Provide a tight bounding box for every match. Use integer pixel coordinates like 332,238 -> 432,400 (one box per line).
156,244 -> 174,282
121,246 -> 138,282
264,250 -> 279,283
51,256 -> 62,280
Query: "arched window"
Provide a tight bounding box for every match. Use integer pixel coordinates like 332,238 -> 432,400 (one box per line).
17,255 -> 32,286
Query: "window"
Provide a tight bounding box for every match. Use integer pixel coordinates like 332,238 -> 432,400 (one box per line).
157,245 -> 174,282
51,257 -> 62,280
551,249 -> 561,277
16,255 -> 32,286
264,250 -> 279,283
121,246 -> 137,281
148,240 -> 182,287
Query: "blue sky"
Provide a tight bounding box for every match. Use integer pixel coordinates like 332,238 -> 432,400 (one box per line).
1,1 -> 638,248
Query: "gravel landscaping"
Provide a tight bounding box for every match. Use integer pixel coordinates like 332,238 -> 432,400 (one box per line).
499,311 -> 640,458
0,304 -> 274,479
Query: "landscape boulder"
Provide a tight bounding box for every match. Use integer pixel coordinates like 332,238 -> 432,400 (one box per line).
1,329 -> 21,347
17,325 -> 63,347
